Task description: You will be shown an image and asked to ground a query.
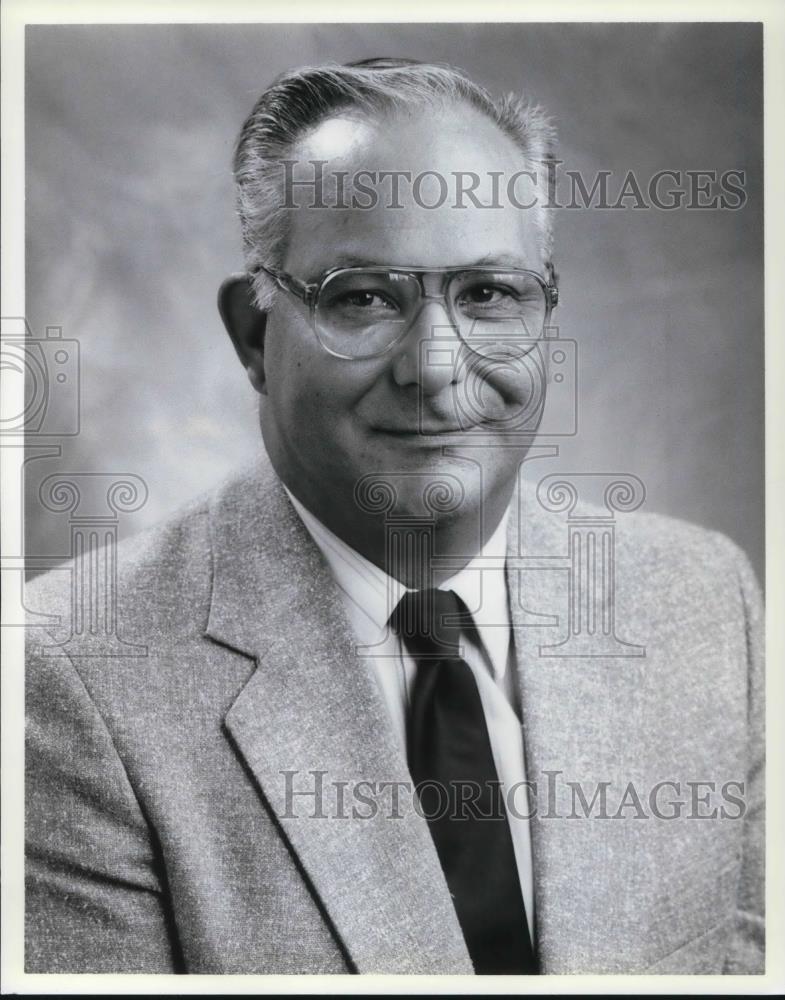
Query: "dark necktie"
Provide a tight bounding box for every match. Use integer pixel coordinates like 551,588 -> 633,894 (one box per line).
392,587 -> 538,975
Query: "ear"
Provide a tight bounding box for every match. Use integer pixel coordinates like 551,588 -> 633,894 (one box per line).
218,274 -> 269,395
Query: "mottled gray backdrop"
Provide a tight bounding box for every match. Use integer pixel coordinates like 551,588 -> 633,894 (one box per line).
24,22 -> 763,580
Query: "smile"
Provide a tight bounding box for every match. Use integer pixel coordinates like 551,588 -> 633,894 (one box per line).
375,423 -> 489,436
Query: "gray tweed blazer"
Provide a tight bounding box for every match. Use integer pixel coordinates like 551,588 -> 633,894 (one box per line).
24,457 -> 764,975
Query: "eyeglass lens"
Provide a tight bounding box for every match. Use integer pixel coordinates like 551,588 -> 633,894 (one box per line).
314,269 -> 548,359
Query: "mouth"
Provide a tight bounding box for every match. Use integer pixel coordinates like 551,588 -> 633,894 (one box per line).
374,423 -> 489,437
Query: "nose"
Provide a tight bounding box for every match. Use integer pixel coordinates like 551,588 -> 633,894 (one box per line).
389,299 -> 464,396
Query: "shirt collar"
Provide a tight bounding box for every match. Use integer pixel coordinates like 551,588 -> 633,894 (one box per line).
284,487 -> 511,681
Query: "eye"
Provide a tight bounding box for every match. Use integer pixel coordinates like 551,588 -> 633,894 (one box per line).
335,290 -> 398,311
465,285 -> 508,303
457,283 -> 520,309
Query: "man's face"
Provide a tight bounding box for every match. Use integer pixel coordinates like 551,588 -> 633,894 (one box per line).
258,102 -> 547,528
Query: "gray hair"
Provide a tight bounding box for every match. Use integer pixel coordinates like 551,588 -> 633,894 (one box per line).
232,58 -> 557,309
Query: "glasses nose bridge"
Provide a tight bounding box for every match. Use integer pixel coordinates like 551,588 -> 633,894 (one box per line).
405,272 -> 459,339
416,269 -> 452,304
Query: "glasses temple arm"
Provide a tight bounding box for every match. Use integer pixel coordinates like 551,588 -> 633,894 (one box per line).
254,264 -> 316,303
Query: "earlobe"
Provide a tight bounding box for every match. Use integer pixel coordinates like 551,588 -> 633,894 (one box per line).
217,273 -> 269,396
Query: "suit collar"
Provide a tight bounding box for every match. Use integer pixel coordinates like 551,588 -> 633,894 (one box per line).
285,482 -> 513,680
205,457 -> 651,973
205,457 -> 473,973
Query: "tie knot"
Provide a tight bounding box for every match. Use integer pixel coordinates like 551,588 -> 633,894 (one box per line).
391,588 -> 464,659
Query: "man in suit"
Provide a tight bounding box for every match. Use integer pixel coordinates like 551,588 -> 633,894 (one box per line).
25,58 -> 764,975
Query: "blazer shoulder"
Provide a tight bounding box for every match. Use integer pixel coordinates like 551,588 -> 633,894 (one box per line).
520,474 -> 758,591
610,507 -> 763,633
618,505 -> 757,578
30,487 -> 200,579
24,456 -> 298,656
24,470 -> 244,644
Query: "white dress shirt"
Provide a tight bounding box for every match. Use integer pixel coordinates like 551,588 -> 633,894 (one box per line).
285,488 -> 536,941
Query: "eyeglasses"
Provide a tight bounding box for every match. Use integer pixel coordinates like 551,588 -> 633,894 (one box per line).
255,263 -> 559,361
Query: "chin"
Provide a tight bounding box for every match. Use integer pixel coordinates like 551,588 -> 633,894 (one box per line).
351,454 -> 484,523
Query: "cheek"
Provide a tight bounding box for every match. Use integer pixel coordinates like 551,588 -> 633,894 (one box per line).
264,315 -> 382,426
462,347 -> 548,410
501,349 -> 548,405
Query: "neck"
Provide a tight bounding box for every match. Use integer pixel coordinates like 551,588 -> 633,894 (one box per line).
281,469 -> 514,590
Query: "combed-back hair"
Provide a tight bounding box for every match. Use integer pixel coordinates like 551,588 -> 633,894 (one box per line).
233,57 -> 557,308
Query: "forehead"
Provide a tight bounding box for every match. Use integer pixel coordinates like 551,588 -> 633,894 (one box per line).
282,103 -> 543,277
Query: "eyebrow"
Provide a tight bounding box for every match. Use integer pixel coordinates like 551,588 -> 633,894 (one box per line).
472,253 -> 533,270
301,255 -> 372,283
303,251 -> 534,281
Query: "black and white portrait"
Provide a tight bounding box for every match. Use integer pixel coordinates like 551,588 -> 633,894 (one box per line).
3,6 -> 778,989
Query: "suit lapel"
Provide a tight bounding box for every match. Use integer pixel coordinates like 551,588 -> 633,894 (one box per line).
205,460 -> 654,973
507,477 -> 650,973
205,461 -> 472,974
